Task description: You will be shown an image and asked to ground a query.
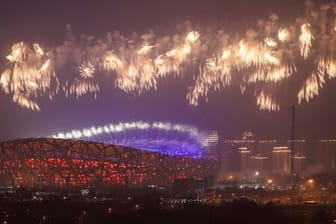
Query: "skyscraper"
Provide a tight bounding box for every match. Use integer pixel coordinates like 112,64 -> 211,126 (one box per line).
272,146 -> 291,176
239,147 -> 250,176
317,140 -> 336,171
250,154 -> 268,177
202,131 -> 219,156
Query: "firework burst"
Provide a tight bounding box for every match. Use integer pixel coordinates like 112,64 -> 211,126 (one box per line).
78,61 -> 95,79
1,1 -> 336,111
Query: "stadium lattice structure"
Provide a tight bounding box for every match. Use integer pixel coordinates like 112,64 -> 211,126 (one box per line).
0,138 -> 215,188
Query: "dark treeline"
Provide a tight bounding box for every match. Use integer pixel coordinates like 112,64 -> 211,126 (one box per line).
0,198 -> 333,224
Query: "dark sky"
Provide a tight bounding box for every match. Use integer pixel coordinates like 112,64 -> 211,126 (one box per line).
1,0 -> 336,141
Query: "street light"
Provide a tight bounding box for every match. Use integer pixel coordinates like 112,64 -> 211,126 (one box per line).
308,179 -> 314,185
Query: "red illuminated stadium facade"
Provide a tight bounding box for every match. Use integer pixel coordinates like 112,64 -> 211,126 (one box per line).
0,138 -> 215,188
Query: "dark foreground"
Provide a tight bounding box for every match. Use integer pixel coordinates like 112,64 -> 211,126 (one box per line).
0,199 -> 335,224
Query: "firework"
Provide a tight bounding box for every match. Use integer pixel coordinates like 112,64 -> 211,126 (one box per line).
1,42 -> 57,110
264,37 -> 278,48
297,73 -> 325,104
318,59 -> 336,79
69,79 -> 99,98
78,61 -> 95,79
6,42 -> 27,63
1,1 -> 335,111
137,45 -> 154,55
278,28 -> 290,42
256,91 -> 279,111
299,23 -> 314,59
13,93 -> 41,111
102,51 -> 123,71
33,43 -> 44,56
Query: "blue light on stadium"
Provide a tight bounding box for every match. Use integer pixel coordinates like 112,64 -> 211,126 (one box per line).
51,121 -> 218,158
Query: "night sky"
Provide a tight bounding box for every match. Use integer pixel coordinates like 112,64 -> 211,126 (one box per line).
0,0 -> 336,141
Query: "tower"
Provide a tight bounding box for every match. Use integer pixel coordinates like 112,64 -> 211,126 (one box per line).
289,105 -> 296,175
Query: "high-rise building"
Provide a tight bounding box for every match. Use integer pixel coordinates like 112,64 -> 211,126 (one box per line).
250,154 -> 268,177
221,136 -> 336,178
217,144 -> 240,181
202,131 -> 219,156
238,147 -> 250,175
287,140 -> 306,175
317,140 -> 336,171
292,154 -> 306,175
272,146 -> 291,176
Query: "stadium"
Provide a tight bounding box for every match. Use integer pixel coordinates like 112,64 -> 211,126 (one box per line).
0,137 -> 216,189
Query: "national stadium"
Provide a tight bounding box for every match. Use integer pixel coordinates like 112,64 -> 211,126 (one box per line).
0,122 -> 218,188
